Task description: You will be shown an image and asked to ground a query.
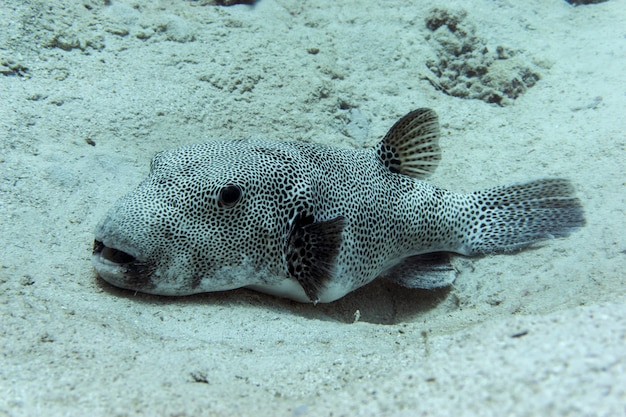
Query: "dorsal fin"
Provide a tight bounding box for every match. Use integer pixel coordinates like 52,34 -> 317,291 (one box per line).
286,212 -> 346,304
377,108 -> 441,179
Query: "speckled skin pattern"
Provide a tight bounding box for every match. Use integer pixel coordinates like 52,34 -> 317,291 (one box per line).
92,109 -> 584,303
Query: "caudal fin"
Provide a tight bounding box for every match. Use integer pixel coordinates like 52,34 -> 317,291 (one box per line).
461,178 -> 585,255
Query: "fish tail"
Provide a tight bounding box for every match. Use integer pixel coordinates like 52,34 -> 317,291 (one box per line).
458,178 -> 585,255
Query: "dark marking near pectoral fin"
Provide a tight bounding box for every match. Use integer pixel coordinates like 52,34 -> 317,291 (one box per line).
383,252 -> 457,289
286,213 -> 346,303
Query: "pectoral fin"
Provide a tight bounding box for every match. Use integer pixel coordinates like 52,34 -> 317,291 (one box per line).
286,213 -> 346,303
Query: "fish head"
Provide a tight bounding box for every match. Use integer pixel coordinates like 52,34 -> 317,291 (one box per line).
92,139 -> 310,296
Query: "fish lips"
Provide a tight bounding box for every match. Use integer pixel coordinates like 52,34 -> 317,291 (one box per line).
92,239 -> 156,292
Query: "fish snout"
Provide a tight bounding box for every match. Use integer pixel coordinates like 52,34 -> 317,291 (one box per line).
92,239 -> 155,292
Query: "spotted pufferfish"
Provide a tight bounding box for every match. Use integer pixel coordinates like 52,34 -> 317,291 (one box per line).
92,109 -> 585,303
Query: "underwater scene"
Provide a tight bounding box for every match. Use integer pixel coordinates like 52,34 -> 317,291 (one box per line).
1,0 -> 624,415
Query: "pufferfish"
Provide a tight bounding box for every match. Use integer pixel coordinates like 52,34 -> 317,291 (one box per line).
92,109 -> 585,303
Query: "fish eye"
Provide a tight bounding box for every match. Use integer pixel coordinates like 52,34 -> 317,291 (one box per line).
218,184 -> 243,208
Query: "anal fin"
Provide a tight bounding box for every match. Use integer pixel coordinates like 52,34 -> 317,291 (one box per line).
383,252 -> 457,289
286,213 -> 346,303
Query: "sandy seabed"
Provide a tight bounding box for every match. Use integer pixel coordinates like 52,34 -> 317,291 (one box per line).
1,0 -> 625,416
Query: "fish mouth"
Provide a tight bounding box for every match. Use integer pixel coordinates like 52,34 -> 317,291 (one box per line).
92,240 -> 156,292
